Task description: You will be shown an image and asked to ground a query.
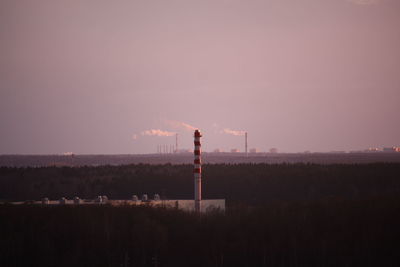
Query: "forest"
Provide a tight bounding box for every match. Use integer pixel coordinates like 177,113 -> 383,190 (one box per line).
1,197 -> 400,267
0,163 -> 399,204
1,163 -> 400,266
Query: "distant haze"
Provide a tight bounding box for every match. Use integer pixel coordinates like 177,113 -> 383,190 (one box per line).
1,0 -> 399,154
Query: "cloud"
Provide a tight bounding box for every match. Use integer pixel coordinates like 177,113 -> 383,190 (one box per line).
164,120 -> 197,132
132,134 -> 138,140
141,129 -> 175,137
222,128 -> 246,136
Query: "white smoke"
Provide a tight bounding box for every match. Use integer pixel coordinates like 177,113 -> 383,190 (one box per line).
141,129 -> 176,137
165,120 -> 197,132
222,128 -> 246,136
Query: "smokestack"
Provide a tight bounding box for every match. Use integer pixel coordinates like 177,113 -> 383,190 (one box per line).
194,130 -> 202,213
175,133 -> 178,153
245,132 -> 248,157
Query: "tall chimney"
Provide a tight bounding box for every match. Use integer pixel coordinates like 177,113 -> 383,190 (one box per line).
245,132 -> 248,157
194,130 -> 202,213
175,133 -> 178,153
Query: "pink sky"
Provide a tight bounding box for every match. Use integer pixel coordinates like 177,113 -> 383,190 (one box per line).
1,0 -> 399,154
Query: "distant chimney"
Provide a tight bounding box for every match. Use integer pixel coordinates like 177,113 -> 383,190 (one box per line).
245,132 -> 248,157
175,133 -> 178,153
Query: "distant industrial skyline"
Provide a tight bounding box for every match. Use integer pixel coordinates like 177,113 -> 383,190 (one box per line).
1,0 -> 399,154
134,121 -> 399,154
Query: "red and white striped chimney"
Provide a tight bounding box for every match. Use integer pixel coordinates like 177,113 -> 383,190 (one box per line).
194,129 -> 202,213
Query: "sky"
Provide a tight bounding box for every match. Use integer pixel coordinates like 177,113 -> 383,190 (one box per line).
1,0 -> 399,154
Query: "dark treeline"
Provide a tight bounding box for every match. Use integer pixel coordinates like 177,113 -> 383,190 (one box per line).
2,153 -> 400,167
1,163 -> 400,266
1,163 -> 400,205
1,198 -> 400,267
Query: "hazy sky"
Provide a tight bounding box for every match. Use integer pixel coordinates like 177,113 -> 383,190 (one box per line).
1,0 -> 399,154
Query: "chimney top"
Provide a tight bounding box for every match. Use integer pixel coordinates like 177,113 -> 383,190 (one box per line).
194,130 -> 202,137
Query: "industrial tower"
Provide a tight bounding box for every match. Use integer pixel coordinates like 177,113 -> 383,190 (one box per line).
194,130 -> 202,213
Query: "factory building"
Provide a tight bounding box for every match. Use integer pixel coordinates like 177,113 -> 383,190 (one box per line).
26,195 -> 225,212
249,148 -> 259,153
269,148 -> 278,153
383,147 -> 400,152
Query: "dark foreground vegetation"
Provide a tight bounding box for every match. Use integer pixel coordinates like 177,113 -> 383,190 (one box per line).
1,198 -> 400,267
1,163 -> 400,205
1,163 -> 400,266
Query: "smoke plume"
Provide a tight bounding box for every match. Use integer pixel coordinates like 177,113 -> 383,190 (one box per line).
141,129 -> 175,137
165,120 -> 197,132
222,128 -> 246,136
